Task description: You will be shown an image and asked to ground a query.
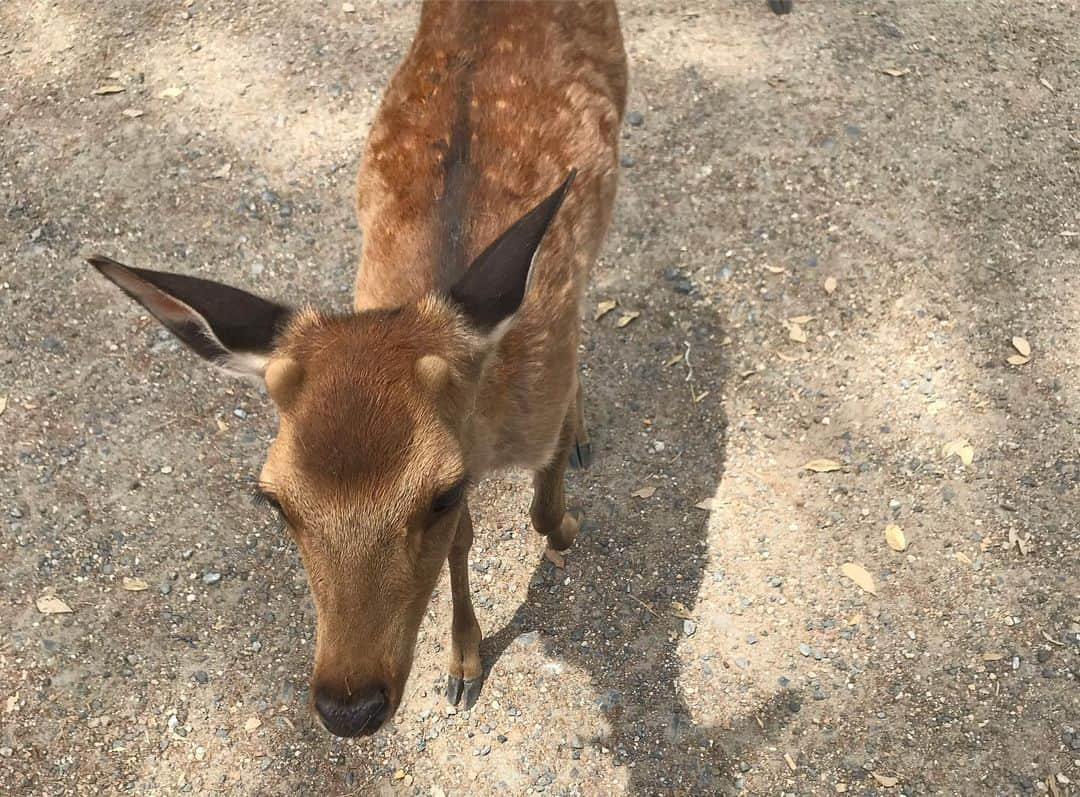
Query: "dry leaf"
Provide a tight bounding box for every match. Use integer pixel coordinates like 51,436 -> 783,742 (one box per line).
664,353 -> 683,367
955,552 -> 973,565
631,486 -> 656,499
215,418 -> 228,432
787,323 -> 807,343
0,395 -> 7,417
942,438 -> 974,466
1039,76 -> 1054,92
92,84 -> 125,95
1011,336 -> 1031,357
669,600 -> 694,620
982,652 -> 1005,662
158,86 -> 185,99
872,773 -> 899,788
765,265 -> 786,274
693,498 -> 715,511
121,577 -> 149,592
946,438 -> 980,462
788,315 -> 815,325
594,299 -> 617,320
4,695 -> 16,713
926,400 -> 947,416
121,108 -> 144,118
824,276 -> 837,294
1006,354 -> 1030,366
544,548 -> 565,569
211,163 -> 232,179
35,595 -> 73,615
784,753 -> 798,772
1008,528 -> 1031,556
803,458 -> 842,473
840,562 -> 878,595
1042,630 -> 1065,647
885,524 -> 907,552
244,717 -> 262,731
615,311 -> 640,328
882,67 -> 910,77
342,2 -> 356,11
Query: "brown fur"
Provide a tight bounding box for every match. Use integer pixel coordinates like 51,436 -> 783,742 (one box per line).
268,1 -> 628,728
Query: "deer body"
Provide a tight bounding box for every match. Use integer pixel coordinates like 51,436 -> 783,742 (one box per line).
356,1 -> 627,474
89,0 -> 626,738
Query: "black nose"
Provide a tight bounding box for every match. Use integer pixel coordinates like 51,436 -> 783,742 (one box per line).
314,685 -> 389,737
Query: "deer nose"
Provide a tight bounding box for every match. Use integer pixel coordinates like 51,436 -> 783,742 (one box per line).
314,684 -> 389,737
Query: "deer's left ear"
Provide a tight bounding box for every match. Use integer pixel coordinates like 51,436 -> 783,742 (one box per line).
449,170 -> 575,338
87,255 -> 292,378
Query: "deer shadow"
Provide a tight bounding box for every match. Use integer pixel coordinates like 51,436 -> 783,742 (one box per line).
475,306 -> 796,795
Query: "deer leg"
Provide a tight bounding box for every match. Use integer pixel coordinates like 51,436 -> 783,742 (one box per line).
768,0 -> 793,14
445,501 -> 483,708
567,377 -> 592,470
532,401 -> 580,551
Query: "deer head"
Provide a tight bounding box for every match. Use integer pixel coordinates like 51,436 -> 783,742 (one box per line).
88,173 -> 573,737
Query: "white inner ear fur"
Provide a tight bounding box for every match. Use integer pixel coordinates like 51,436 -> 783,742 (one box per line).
213,349 -> 271,380
483,314 -> 518,349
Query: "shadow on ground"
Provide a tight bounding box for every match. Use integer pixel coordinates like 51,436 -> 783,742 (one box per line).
478,303 -> 797,795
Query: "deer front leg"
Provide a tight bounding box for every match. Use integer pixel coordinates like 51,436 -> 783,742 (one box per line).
531,400 -> 581,551
445,501 -> 483,708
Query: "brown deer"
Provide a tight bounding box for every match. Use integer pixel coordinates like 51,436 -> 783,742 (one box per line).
88,1 -> 626,738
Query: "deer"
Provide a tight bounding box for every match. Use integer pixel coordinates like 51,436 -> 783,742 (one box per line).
88,0 -> 627,738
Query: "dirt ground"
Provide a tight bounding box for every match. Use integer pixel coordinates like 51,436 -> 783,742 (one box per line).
2,1 -> 1078,795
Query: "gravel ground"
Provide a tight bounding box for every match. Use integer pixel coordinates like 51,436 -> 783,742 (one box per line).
2,2 -> 1078,795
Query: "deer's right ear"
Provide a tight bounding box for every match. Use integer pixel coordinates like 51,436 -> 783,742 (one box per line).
88,255 -> 292,378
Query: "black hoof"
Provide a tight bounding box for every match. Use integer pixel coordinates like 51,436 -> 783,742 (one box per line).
446,674 -> 463,705
446,675 -> 482,708
768,0 -> 793,14
462,678 -> 482,709
568,440 -> 592,470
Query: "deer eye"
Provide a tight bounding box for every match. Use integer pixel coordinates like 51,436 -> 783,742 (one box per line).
431,480 -> 467,514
